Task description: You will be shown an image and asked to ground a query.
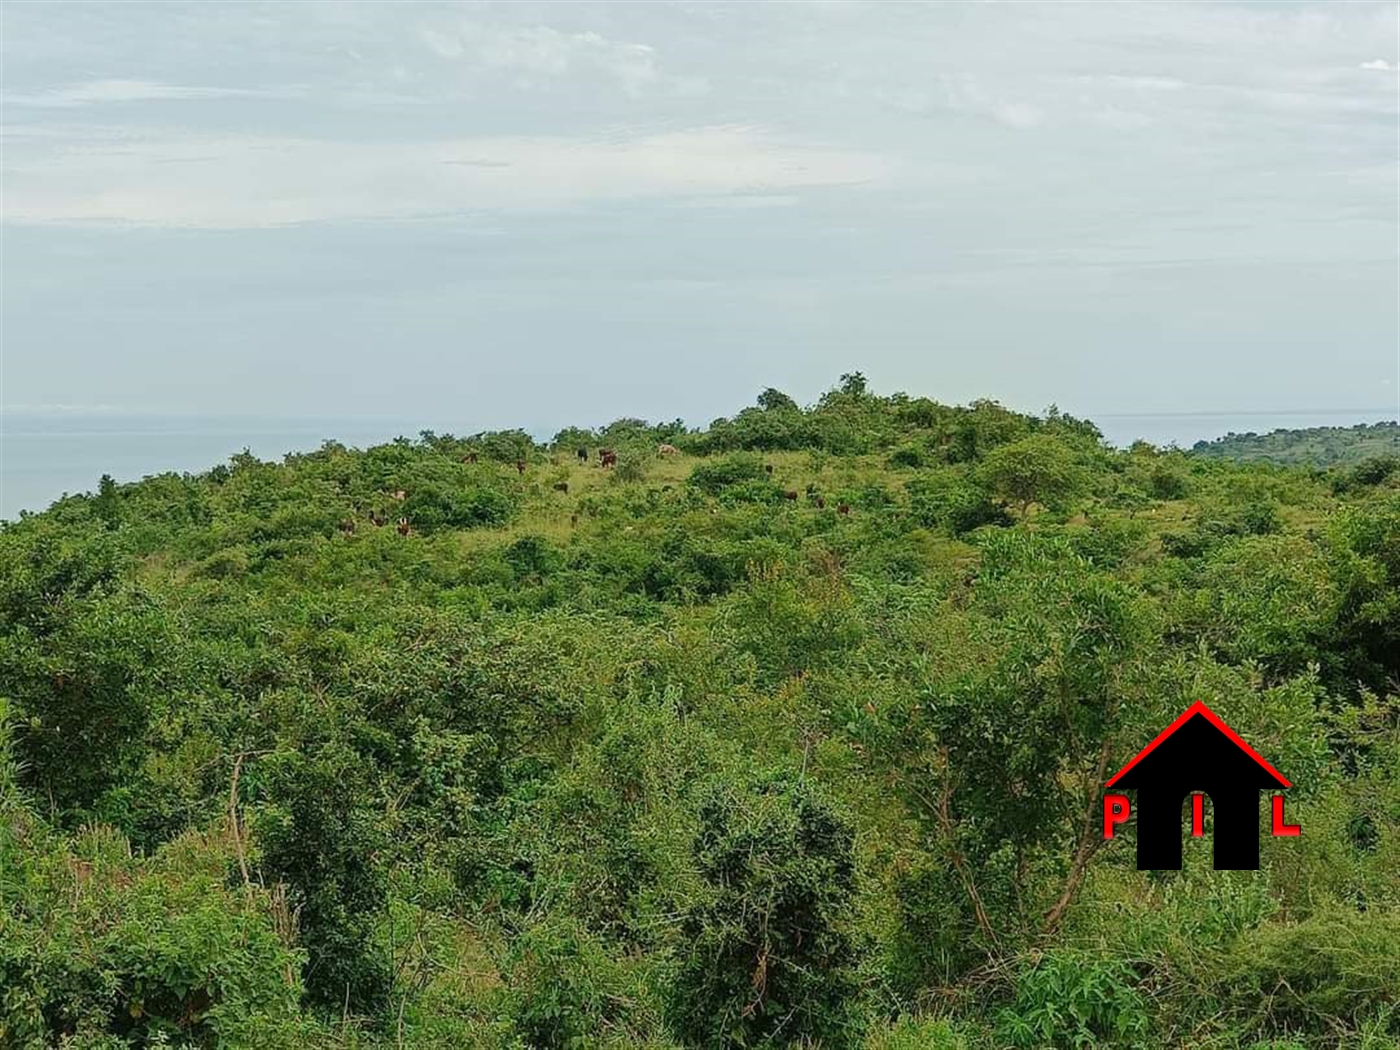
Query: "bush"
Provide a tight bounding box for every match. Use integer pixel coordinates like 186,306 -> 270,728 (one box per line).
907,471 -> 1012,535
401,484 -> 516,531
889,444 -> 927,469
686,453 -> 770,495
0,823 -> 310,1049
1214,909 -> 1400,1042
996,952 -> 1149,1049
503,917 -> 662,1049
255,748 -> 391,1017
669,771 -> 862,1048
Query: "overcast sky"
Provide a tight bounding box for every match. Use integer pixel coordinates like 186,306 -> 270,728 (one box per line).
2,1 -> 1397,432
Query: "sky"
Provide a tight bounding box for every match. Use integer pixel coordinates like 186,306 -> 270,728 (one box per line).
2,0 -> 1397,436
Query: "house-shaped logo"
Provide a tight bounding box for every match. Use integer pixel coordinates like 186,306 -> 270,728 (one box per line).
1102,701 -> 1299,870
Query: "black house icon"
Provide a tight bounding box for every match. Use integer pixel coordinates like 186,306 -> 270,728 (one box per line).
1106,701 -> 1290,870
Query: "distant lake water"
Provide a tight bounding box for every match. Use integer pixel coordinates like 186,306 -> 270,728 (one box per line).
2,408 -> 1396,520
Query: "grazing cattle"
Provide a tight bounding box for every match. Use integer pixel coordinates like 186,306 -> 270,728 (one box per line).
370,512 -> 388,527
516,459 -> 527,475
462,452 -> 478,464
599,448 -> 618,468
396,517 -> 412,536
553,482 -> 569,494
814,496 -> 826,509
657,443 -> 679,456
764,464 -> 774,475
577,447 -> 588,463
782,490 -> 799,502
338,518 -> 356,536
837,503 -> 851,516
391,489 -> 407,501
570,512 -> 579,527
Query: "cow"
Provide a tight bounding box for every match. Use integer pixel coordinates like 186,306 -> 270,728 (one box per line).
813,496 -> 826,509
782,490 -> 799,502
391,489 -> 407,501
396,517 -> 412,536
462,452 -> 478,464
553,482 -> 569,494
837,503 -> 851,516
657,443 -> 679,456
764,464 -> 774,475
338,518 -> 356,536
516,459 -> 527,475
370,512 -> 388,527
577,447 -> 589,463
599,448 -> 618,468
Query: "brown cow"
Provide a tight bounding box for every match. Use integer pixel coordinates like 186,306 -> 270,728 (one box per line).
553,482 -> 569,494
396,517 -> 412,536
837,503 -> 851,516
516,460 -> 527,475
782,490 -> 799,501
599,448 -> 618,468
370,511 -> 388,527
462,453 -> 478,464
338,517 -> 356,536
814,496 -> 826,509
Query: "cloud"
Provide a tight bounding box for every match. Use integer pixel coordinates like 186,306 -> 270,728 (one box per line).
2,124 -> 894,228
4,79 -> 280,107
990,102 -> 1043,130
939,75 -> 1044,129
1359,58 -> 1395,71
420,20 -> 662,95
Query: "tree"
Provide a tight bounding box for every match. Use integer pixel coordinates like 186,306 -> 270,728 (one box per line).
756,387 -> 799,412
93,474 -> 122,529
838,371 -> 868,397
976,434 -> 1086,516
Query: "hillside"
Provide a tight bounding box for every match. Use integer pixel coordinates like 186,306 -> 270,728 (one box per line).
1191,419 -> 1400,466
2,377 -> 1397,1049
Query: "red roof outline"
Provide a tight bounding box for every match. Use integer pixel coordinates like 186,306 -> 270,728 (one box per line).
1105,701 -> 1291,788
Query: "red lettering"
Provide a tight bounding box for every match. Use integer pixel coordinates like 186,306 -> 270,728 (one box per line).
1272,795 -> 1300,837
1103,794 -> 1130,838
1192,793 -> 1205,837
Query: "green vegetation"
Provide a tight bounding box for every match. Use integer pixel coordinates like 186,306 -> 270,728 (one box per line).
1191,420 -> 1400,466
2,378 -> 1397,1048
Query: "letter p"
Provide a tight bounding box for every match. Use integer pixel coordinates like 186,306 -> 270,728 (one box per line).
1103,794 -> 1131,838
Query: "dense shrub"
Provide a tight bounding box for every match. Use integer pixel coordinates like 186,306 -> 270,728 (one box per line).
401,483 -> 516,531
1,378 -> 1396,1048
685,452 -> 770,495
669,772 -> 862,1048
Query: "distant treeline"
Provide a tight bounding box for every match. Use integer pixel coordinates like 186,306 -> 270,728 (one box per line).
1191,420 -> 1400,466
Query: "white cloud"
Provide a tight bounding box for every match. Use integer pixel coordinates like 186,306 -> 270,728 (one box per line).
1,124 -> 894,228
421,20 -> 662,95
990,101 -> 1043,130
1359,58 -> 1395,71
933,74 -> 1046,129
3,79 -> 280,107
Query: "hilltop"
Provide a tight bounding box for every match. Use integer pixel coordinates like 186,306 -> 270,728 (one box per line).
1,376 -> 1397,1049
